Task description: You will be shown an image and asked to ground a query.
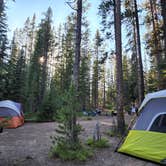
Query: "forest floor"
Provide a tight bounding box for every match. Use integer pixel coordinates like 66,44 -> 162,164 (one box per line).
0,114 -> 158,166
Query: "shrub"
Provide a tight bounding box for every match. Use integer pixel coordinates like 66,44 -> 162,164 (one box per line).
50,142 -> 93,161
50,85 -> 93,161
24,112 -> 38,122
36,109 -> 54,122
86,138 -> 110,148
105,104 -> 112,110
36,94 -> 56,122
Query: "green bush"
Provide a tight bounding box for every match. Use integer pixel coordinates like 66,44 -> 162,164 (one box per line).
36,110 -> 54,122
36,95 -> 56,121
86,138 -> 110,148
24,110 -> 56,122
50,142 -> 93,161
105,104 -> 112,110
50,85 -> 93,161
24,112 -> 38,122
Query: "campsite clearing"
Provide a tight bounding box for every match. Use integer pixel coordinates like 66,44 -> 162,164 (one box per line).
0,116 -> 157,166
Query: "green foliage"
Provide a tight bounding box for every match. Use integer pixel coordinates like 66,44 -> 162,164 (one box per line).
122,55 -> 138,108
79,54 -> 91,110
56,85 -> 80,120
146,69 -> 158,92
86,138 -> 110,148
36,92 -> 54,121
35,78 -> 64,121
24,112 -> 38,122
50,142 -> 93,161
36,108 -> 54,122
92,30 -> 103,108
106,83 -> 116,109
6,47 -> 27,102
105,104 -> 113,110
25,7 -> 54,112
0,0 -> 8,100
105,130 -> 121,138
50,84 -> 82,159
143,0 -> 166,90
57,14 -> 75,93
36,96 -> 58,122
98,0 -> 115,39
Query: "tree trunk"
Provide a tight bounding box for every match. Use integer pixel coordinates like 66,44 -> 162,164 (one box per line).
150,0 -> 162,90
114,0 -> 125,135
134,0 -> 145,104
40,26 -> 49,106
103,75 -> 106,108
0,0 -> 4,15
132,13 -> 139,97
95,48 -> 99,109
160,0 -> 166,58
72,0 -> 82,143
40,51 -> 48,104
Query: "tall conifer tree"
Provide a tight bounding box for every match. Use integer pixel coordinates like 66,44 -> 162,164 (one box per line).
0,0 -> 8,99
26,7 -> 53,112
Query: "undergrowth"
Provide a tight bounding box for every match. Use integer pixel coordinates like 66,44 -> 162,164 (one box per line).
50,142 -> 93,161
86,138 -> 110,148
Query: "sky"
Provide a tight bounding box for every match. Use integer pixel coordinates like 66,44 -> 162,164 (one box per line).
6,0 -> 101,40
6,0 -> 148,69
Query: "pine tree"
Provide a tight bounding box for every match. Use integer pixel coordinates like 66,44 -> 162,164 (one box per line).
80,7 -> 91,110
62,14 -> 75,91
6,32 -> 19,100
133,0 -> 145,104
50,0 -> 83,155
14,48 -> 26,102
99,0 -> 125,134
122,55 -> 130,107
106,57 -> 116,107
28,14 -> 36,61
0,0 -> 8,99
72,0 -> 82,144
26,7 -> 53,112
115,0 -> 125,135
123,0 -> 138,102
100,62 -> 106,108
92,30 -> 102,109
149,0 -> 162,89
143,0 -> 166,90
160,0 -> 166,58
23,14 -> 36,64
79,53 -> 91,110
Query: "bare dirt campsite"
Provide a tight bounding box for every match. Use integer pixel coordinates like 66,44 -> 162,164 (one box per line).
0,115 -> 157,166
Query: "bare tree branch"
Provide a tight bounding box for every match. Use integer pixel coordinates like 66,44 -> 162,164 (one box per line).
66,0 -> 77,11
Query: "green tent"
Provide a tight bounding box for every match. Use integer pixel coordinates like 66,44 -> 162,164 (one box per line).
118,90 -> 166,164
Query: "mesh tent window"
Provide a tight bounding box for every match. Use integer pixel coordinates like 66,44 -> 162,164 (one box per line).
150,114 -> 166,133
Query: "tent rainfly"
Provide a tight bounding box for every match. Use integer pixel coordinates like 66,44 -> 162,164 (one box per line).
118,89 -> 166,165
0,100 -> 24,128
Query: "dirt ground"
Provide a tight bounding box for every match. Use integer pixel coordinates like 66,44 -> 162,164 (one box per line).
0,115 -> 158,166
